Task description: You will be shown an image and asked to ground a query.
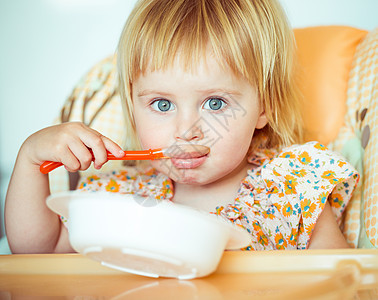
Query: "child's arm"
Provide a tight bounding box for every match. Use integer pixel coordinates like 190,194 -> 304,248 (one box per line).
307,201 -> 350,249
5,122 -> 124,253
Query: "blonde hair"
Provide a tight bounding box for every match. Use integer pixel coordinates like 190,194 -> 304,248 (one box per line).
117,0 -> 303,151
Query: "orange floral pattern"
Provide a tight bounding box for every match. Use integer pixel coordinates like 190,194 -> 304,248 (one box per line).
78,167 -> 174,201
76,142 -> 359,250
214,142 -> 359,250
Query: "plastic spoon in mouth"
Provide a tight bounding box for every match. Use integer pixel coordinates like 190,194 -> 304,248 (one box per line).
39,144 -> 210,174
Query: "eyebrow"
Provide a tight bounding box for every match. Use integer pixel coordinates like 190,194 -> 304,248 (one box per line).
196,88 -> 243,97
137,90 -> 174,98
137,88 -> 242,97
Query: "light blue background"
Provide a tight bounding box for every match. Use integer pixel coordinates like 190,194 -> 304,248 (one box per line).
0,0 -> 377,237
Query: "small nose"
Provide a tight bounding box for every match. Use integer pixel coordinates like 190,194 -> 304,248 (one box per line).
175,115 -> 204,142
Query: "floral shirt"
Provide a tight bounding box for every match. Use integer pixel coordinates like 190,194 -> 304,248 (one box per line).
76,142 -> 359,250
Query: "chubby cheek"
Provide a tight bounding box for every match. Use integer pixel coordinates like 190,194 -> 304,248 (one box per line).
214,120 -> 254,155
210,126 -> 254,176
134,120 -> 168,150
211,135 -> 250,169
136,129 -> 158,149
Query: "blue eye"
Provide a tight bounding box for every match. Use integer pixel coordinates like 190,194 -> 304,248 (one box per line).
203,98 -> 227,111
151,99 -> 174,112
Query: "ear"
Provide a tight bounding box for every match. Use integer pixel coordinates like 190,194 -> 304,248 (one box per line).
256,110 -> 268,129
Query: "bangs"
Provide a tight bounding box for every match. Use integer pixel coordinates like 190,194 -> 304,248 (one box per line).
118,0 -> 262,84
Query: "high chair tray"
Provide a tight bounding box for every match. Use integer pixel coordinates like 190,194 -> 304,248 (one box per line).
0,250 -> 377,299
1,249 -> 377,274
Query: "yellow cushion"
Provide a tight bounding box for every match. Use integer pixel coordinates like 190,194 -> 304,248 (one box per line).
329,28 -> 378,248
294,26 -> 368,145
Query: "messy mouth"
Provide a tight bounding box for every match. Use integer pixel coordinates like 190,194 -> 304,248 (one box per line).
170,155 -> 208,169
160,144 -> 210,169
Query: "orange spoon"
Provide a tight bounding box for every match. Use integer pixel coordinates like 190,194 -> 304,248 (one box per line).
40,144 -> 210,174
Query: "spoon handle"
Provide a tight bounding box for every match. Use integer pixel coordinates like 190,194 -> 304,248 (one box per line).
39,149 -> 165,174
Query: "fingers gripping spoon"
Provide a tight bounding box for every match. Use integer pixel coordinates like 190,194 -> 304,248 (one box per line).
40,144 -> 210,174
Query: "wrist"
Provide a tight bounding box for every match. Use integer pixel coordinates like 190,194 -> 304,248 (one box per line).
18,136 -> 44,168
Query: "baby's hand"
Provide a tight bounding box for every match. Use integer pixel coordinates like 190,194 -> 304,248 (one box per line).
22,122 -> 124,172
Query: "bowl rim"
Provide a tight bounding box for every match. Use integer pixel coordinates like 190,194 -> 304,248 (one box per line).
47,191 -> 251,250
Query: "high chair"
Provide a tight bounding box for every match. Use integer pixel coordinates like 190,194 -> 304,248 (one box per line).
1,26 -> 376,250
48,25 -> 377,250
0,24 -> 376,300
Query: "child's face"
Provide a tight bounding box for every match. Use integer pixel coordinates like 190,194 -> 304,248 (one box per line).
132,52 -> 267,185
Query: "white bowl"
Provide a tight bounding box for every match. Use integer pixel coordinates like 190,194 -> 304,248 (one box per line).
47,191 -> 251,279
